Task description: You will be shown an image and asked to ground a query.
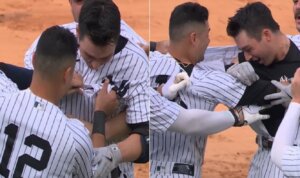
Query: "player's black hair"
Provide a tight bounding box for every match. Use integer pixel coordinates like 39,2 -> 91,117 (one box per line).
169,2 -> 209,42
227,2 -> 280,40
78,0 -> 120,46
35,26 -> 78,78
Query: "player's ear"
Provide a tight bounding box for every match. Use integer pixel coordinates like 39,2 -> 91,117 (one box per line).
262,29 -> 272,42
190,32 -> 197,46
63,66 -> 74,84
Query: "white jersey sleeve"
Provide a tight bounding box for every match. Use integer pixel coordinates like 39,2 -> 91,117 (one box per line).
66,119 -> 94,178
271,102 -> 300,177
281,146 -> 300,177
120,20 -> 147,45
0,70 -> 19,95
288,34 -> 300,50
24,37 -> 39,69
190,68 -> 246,108
204,45 -> 240,66
150,88 -> 180,132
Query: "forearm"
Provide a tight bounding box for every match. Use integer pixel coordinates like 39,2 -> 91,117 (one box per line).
117,133 -> 142,162
105,112 -> 131,142
168,106 -> 235,136
271,102 -> 300,168
74,112 -> 130,143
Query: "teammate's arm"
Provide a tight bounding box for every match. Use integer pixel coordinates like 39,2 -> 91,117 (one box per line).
93,122 -> 148,178
237,79 -> 277,106
0,62 -> 33,90
271,68 -> 300,174
77,112 -> 130,142
92,79 -> 119,147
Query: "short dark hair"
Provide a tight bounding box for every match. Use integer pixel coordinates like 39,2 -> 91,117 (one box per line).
169,2 -> 209,42
78,0 -> 120,46
35,26 -> 78,78
227,2 -> 280,40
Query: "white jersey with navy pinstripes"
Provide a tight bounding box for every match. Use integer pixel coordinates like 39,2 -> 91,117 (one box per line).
0,89 -> 93,178
149,87 -> 180,132
24,25 -> 148,178
0,70 -> 19,95
150,51 -> 246,177
24,20 -> 146,69
61,39 -> 149,123
62,39 -> 148,178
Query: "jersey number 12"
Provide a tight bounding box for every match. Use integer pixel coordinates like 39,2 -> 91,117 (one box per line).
0,123 -> 52,178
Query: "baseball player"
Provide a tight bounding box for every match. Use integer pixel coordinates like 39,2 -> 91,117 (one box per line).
24,0 -> 146,70
0,25 -> 122,177
225,2 -> 300,178
149,3 -> 269,177
0,26 -> 95,178
150,2 -> 297,177
270,68 -> 300,177
24,1 -> 149,177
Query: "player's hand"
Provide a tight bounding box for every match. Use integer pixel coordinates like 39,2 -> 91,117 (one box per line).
67,72 -> 84,95
227,62 -> 259,86
92,144 -> 122,178
264,80 -> 292,108
95,79 -> 119,116
162,72 -> 190,100
231,105 -> 270,126
292,68 -> 300,103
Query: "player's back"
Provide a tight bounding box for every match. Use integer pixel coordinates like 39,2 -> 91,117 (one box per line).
0,89 -> 93,178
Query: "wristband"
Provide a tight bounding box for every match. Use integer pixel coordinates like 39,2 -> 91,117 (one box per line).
92,111 -> 106,135
229,109 -> 244,127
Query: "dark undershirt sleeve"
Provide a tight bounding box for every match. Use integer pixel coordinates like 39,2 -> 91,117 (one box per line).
237,79 -> 277,106
0,62 -> 33,90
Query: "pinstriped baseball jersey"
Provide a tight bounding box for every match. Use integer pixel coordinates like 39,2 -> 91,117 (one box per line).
60,38 -> 149,124
0,70 -> 18,94
24,20 -> 146,69
248,148 -> 287,178
149,87 -> 180,132
150,51 -> 246,177
204,45 -> 239,67
24,22 -> 148,177
60,37 -> 148,177
0,89 -> 94,178
288,35 -> 300,49
280,146 -> 300,177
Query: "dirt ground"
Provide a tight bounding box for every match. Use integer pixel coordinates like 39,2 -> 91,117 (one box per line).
0,0 -> 297,177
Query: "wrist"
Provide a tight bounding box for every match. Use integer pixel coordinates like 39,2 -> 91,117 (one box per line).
109,144 -> 123,163
229,108 -> 245,127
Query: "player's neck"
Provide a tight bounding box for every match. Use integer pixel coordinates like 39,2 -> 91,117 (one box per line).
168,43 -> 195,65
275,33 -> 290,61
29,74 -> 62,106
